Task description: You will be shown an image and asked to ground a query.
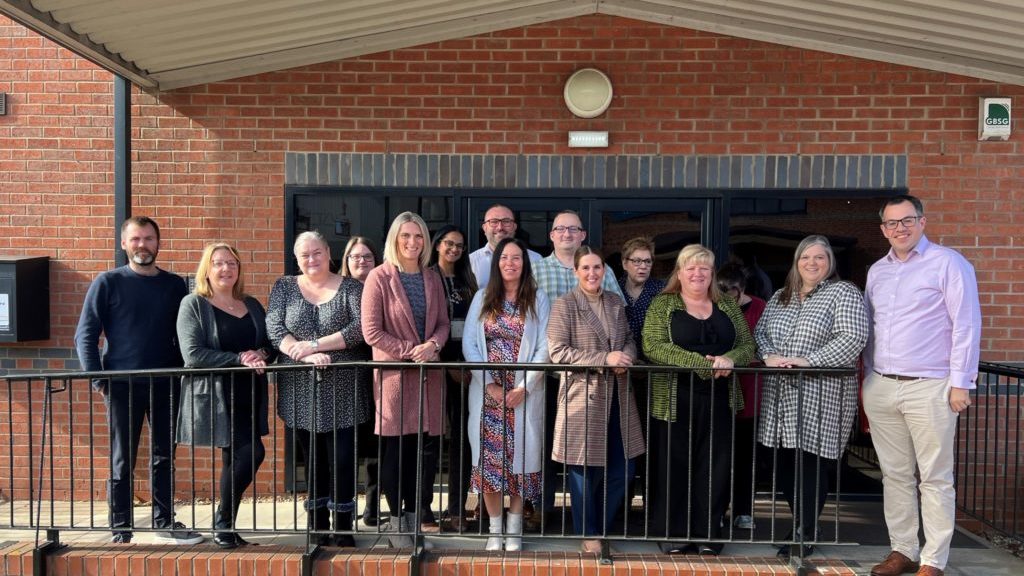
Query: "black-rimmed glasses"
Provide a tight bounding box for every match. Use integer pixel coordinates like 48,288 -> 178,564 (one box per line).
484,218 -> 515,227
551,225 -> 583,234
626,257 -> 653,266
881,216 -> 920,230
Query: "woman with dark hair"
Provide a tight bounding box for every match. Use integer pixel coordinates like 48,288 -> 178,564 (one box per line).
425,225 -> 478,530
755,235 -> 868,558
463,238 -> 550,551
548,246 -> 645,554
341,236 -> 378,283
177,242 -> 276,548
618,236 -> 665,506
619,236 -> 666,346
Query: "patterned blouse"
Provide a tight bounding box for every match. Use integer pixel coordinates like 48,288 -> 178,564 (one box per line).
619,276 -> 666,357
266,275 -> 371,432
754,280 -> 869,460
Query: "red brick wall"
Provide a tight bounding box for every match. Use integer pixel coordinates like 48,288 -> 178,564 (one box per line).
1,14 -> 1022,504
2,15 -> 1021,360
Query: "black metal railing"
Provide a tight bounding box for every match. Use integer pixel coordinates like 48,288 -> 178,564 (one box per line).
1,362 -> 859,568
956,361 -> 1024,541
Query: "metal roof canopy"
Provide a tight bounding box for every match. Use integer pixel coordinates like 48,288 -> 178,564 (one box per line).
3,0 -> 1024,91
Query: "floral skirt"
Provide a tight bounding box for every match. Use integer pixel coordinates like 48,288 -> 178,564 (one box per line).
470,395 -> 540,501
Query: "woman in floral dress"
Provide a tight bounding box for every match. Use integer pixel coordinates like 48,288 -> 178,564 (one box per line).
463,238 -> 551,551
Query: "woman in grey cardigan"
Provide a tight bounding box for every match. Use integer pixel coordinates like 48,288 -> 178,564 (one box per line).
176,243 -> 275,549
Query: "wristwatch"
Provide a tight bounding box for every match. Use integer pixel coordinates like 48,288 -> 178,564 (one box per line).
309,339 -> 319,351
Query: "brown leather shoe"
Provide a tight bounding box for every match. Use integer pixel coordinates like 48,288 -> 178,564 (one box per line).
580,539 -> 603,554
870,551 -> 920,576
915,567 -> 943,576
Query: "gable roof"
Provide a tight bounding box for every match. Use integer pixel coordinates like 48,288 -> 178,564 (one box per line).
3,0 -> 1023,91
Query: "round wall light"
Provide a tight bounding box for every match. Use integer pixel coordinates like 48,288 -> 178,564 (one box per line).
563,68 -> 613,118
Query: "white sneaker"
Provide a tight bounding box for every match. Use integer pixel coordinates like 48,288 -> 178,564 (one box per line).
733,515 -> 755,530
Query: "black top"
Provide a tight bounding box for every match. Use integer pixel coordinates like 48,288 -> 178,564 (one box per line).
670,306 -> 736,385
212,307 -> 256,354
438,272 -> 472,361
212,307 -> 257,427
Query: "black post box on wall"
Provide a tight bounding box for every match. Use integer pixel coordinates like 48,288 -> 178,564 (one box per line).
0,256 -> 50,342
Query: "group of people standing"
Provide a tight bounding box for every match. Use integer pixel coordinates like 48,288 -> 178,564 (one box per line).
75,194 -> 979,576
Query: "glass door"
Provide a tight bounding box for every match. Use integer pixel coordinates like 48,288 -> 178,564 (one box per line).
465,196 -> 711,281
588,198 -> 711,281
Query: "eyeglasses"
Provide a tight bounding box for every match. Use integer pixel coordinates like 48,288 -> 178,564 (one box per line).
484,218 -> 515,227
626,257 -> 653,266
719,285 -> 740,295
348,254 -> 374,262
211,260 -> 238,269
881,216 -> 921,230
552,225 -> 583,234
441,239 -> 465,251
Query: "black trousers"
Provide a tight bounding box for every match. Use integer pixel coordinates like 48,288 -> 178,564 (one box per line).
444,377 -> 472,516
295,427 -> 356,528
730,417 -> 758,517
775,447 -> 832,540
105,378 -> 178,532
380,433 -> 423,516
647,384 -> 732,540
542,373 -> 561,511
356,418 -> 380,515
216,438 -> 266,530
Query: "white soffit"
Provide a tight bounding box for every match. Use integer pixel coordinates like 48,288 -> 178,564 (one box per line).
0,0 -> 1022,91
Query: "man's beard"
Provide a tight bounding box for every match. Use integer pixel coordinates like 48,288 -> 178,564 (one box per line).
129,249 -> 156,266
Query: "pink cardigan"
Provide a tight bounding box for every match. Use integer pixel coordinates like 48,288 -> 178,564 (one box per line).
361,261 -> 450,436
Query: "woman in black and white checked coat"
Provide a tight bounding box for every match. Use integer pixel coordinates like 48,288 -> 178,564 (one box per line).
754,235 -> 868,554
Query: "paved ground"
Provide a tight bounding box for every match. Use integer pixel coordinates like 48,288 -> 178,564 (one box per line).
1,497 -> 1019,575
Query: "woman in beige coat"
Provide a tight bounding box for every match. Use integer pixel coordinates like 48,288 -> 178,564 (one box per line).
547,246 -> 645,554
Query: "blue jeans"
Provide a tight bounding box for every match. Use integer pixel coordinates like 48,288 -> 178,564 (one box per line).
566,388 -> 634,537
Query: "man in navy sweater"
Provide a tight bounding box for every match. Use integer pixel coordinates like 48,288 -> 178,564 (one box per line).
75,216 -> 202,545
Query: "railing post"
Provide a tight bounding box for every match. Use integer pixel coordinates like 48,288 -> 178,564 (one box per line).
33,377 -> 64,576
32,530 -> 62,576
301,541 -> 321,576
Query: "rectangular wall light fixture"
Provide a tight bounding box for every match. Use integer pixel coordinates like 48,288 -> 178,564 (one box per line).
567,131 -> 609,148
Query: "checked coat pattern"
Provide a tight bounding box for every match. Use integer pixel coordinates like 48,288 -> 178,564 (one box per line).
754,280 -> 869,460
547,287 -> 646,467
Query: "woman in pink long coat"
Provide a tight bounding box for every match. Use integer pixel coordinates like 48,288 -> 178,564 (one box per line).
361,211 -> 450,548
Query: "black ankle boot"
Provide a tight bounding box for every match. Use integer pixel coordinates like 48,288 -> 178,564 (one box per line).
214,506 -> 238,549
332,511 -> 356,547
308,508 -> 330,545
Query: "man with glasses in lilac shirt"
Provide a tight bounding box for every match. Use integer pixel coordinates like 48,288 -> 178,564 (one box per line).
862,195 -> 981,576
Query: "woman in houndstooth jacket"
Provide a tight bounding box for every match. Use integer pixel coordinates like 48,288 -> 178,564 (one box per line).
547,246 -> 645,555
754,235 -> 869,557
